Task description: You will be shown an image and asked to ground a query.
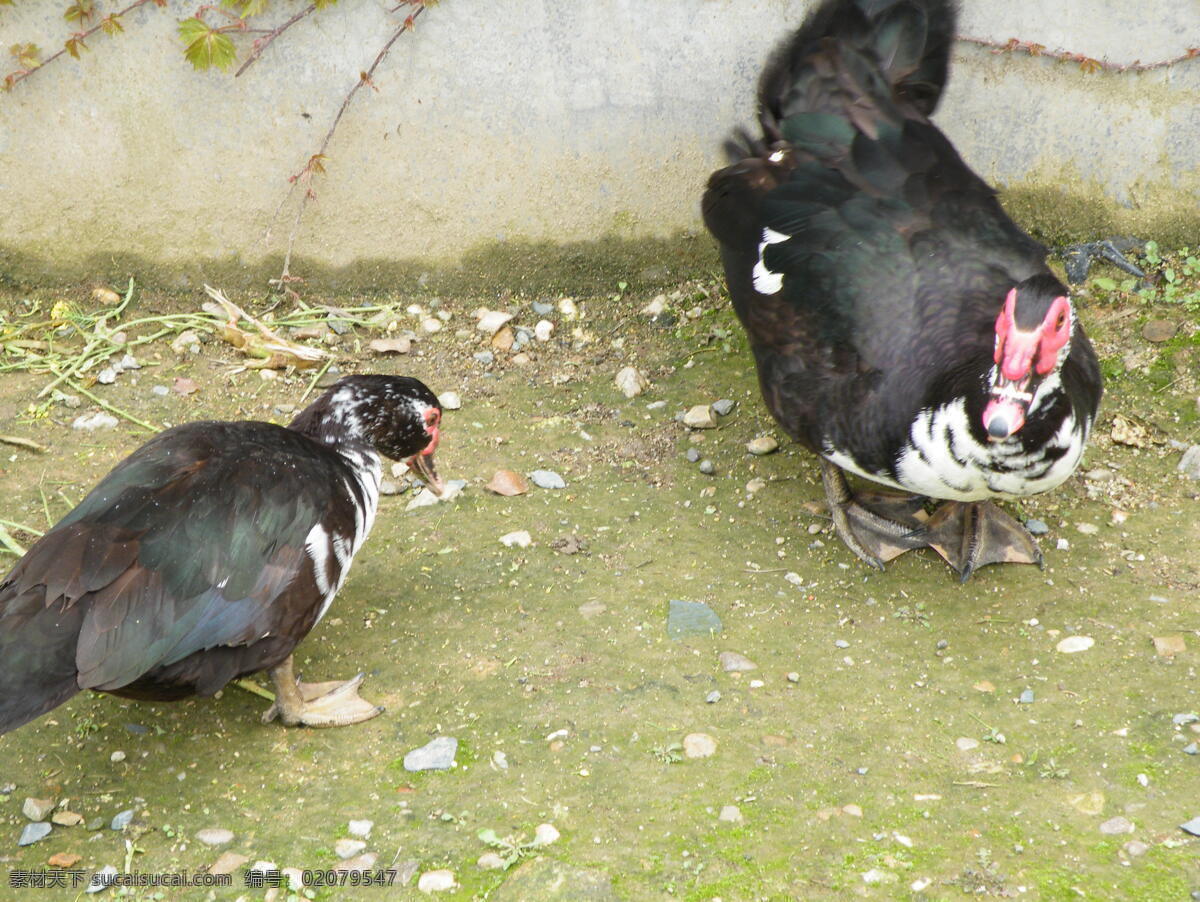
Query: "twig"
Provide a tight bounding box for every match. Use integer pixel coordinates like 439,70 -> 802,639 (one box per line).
0,435 -> 48,453
297,357 -> 334,406
0,526 -> 26,557
958,35 -> 1200,74
232,677 -> 275,702
269,2 -> 429,289
3,0 -> 166,92
235,3 -> 318,78
58,376 -> 160,433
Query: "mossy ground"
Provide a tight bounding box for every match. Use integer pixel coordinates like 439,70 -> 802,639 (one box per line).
0,258 -> 1197,901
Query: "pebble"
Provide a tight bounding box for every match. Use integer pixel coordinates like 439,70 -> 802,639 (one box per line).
532,300 -> 554,316
533,823 -> 560,846
170,330 -> 201,355
1019,689 -> 1035,704
1178,446 -> 1200,480
787,672 -> 799,683
642,296 -> 666,316
529,469 -> 566,490
956,737 -> 980,751
683,405 -> 717,429
476,310 -> 513,334
438,391 -> 462,410
72,411 -> 119,431
834,639 -> 850,649
748,679 -> 764,689
718,805 -> 744,823
110,809 -> 134,830
486,469 -> 529,496
500,530 -> 532,548
1180,816 -> 1200,836
473,350 -> 495,365
1184,743 -> 1198,756
417,869 -> 457,893
335,838 -> 367,859
745,477 -> 767,495
51,811 -> 83,826
686,447 -> 701,463
698,459 -> 715,475
87,865 -> 119,893
22,797 -> 54,821
615,366 -> 649,399
712,399 -> 736,416
718,651 -> 757,672
1057,538 -> 1070,551
48,852 -> 81,868
1069,791 -> 1106,816
378,480 -> 402,496
110,750 -> 126,763
557,298 -> 579,320
862,868 -> 897,885
348,819 -> 373,838
477,852 -> 506,870
667,599 -> 722,639
1076,523 -> 1099,535
405,479 -> 467,510
1123,839 -> 1150,857
1056,636 -> 1095,654
706,691 -> 721,704
683,733 -> 717,758
420,317 -> 442,333
404,736 -> 458,771
18,822 -> 51,846
196,828 -> 234,846
1154,635 -> 1186,657
534,320 -> 554,341
1142,319 -> 1178,342
1099,816 -> 1135,836
492,750 -> 509,770
97,366 -> 118,385
746,435 -> 779,455
1024,518 -> 1049,535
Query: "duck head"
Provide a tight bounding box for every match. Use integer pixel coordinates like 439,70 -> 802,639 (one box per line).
983,274 -> 1073,441
291,375 -> 446,495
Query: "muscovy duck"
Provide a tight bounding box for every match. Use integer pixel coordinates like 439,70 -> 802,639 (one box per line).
703,0 -> 1102,580
0,375 -> 444,734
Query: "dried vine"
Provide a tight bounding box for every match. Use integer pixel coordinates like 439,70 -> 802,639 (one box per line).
959,35 -> 1200,74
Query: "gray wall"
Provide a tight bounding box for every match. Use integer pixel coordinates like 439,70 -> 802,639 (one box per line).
1,0 -> 1197,286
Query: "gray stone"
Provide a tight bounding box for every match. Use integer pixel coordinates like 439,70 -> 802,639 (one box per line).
1173,713 -> 1199,727
86,865 -> 118,893
1122,839 -> 1150,857
529,469 -> 566,490
746,435 -> 779,455
72,411 -> 119,431
473,350 -> 495,365
718,651 -> 756,672
404,736 -> 458,772
1019,689 -> 1035,704
834,639 -> 850,649
335,838 -> 367,859
196,828 -> 234,846
1099,816 -> 1135,835
22,797 -> 54,821
683,733 -> 717,758
705,690 -> 721,704
110,809 -> 134,830
1024,518 -> 1050,535
1183,743 -> 1198,755
685,447 -> 700,463
718,804 -> 743,823
18,822 -> 51,846
151,385 -> 169,396
1181,816 -> 1200,836
1178,445 -> 1200,480
698,459 -> 715,475
348,819 -> 373,838
682,405 -> 717,429
712,399 -> 736,416
532,301 -> 554,316
667,599 -> 722,639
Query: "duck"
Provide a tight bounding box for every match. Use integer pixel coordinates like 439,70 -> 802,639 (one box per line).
702,0 -> 1102,580
0,374 -> 444,734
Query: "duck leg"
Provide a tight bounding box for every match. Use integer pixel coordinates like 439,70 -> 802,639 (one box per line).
819,459 -> 928,569
1061,238 -> 1146,285
923,501 -> 1044,582
261,655 -> 383,727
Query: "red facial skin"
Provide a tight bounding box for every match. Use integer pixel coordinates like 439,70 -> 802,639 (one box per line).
406,407 -> 444,494
983,289 -> 1071,440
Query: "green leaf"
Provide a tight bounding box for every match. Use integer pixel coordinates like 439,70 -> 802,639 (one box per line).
10,42 -> 42,69
477,828 -> 501,846
100,15 -> 125,36
63,0 -> 95,25
1092,277 -> 1116,292
178,18 -> 237,71
314,0 -> 340,8
1164,267 -> 1176,283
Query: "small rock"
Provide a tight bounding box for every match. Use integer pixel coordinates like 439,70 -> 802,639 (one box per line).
86,865 -> 119,893
956,737 -> 980,751
718,805 -> 744,824
615,366 -> 649,399
746,435 -> 779,455
209,851 -> 249,876
51,811 -> 83,827
170,330 -> 201,355
685,447 -> 701,463
110,750 -> 126,763
1057,537 -> 1070,551
18,822 -> 51,846
1154,635 -> 1187,657
1068,791 -> 1106,816
683,405 -> 717,429
532,300 -> 554,316
420,317 -> 442,333
22,798 -> 54,821
378,480 -> 402,496
476,310 -> 513,334
745,477 -> 767,495
533,823 -> 560,846
486,469 -> 529,496
667,599 -> 722,639
529,469 -> 566,490
706,690 -> 721,703
1178,446 -> 1200,480
534,320 -> 554,341
500,530 -> 532,549
96,366 -> 118,385
787,672 -> 799,683
698,459 -> 716,475
473,350 -> 495,365
439,390 -> 462,410
491,326 -> 515,351
196,827 -> 234,846
1019,689 -> 1035,704
1183,743 -> 1198,756
712,399 -> 736,416
834,639 -> 850,649
718,651 -> 756,672
842,804 -> 863,817
642,296 -> 666,316
417,869 -> 457,893
1099,816 -> 1135,836
110,809 -> 134,830
557,298 -> 579,320
92,286 -> 122,306
404,736 -> 458,772
368,336 -> 411,355
477,851 -> 506,870
48,852 -> 82,867
1142,319 -> 1177,342
72,411 -> 119,431
151,385 -> 169,397
173,376 -> 198,395
1123,839 -> 1150,857
682,733 -> 717,759
405,479 -> 467,510
748,679 -> 765,688
974,680 -> 996,692
1025,518 -> 1049,535
1180,816 -> 1200,836
335,838 -> 367,859
862,868 -> 897,885
1056,635 -> 1095,654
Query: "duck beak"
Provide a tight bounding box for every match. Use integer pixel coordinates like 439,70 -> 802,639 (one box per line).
407,452 -> 445,496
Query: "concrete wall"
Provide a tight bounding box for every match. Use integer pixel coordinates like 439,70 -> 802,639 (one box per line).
1,0 -> 1197,288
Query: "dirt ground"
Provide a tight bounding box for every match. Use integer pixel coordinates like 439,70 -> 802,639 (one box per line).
0,270 -> 1198,901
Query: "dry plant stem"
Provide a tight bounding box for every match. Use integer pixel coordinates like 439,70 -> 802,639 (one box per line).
235,3 -> 318,78
4,0 -> 165,91
272,3 -> 428,287
0,435 -> 48,453
958,35 -> 1200,72
56,376 -> 159,433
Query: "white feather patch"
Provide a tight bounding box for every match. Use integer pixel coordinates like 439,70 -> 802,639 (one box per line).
752,228 -> 789,295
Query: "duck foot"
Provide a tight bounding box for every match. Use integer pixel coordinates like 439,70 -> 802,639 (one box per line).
1061,237 -> 1146,285
819,459 -> 928,569
261,655 -> 383,727
923,501 -> 1043,582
